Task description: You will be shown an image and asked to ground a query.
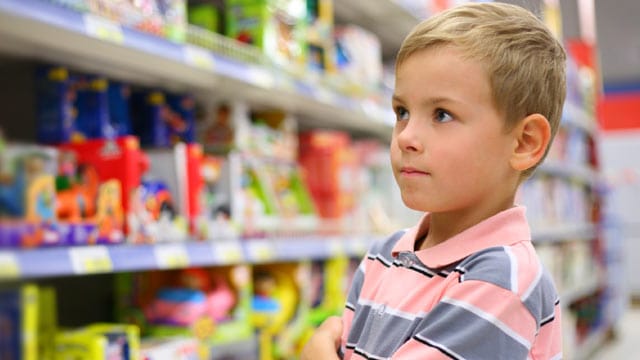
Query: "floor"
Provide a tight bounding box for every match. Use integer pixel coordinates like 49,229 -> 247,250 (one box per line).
590,305 -> 640,359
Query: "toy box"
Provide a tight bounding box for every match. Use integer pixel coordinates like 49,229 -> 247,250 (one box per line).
140,337 -> 199,360
196,155 -> 238,241
74,75 -> 111,141
225,0 -> 308,68
115,265 -> 254,356
0,143 -> 60,247
108,81 -> 133,137
54,323 -> 140,360
298,130 -> 356,224
334,25 -> 383,93
0,284 -> 39,360
252,262 -> 310,360
305,0 -> 335,74
35,66 -> 77,145
129,142 -> 201,243
131,90 -> 196,148
57,136 -> 147,232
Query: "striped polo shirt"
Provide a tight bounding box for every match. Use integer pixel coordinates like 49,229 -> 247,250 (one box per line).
340,206 -> 562,359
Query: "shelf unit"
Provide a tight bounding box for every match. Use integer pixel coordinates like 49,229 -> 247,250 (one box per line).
0,1 -> 616,359
0,0 -> 394,141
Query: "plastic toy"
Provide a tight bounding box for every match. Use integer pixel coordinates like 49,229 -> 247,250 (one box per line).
196,155 -> 237,241
225,0 -> 308,67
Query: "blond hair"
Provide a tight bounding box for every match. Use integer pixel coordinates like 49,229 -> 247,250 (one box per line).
396,2 -> 566,177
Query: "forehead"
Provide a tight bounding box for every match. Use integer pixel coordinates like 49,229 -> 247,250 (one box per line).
394,47 -> 492,100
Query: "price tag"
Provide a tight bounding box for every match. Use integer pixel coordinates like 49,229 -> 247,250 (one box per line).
154,244 -> 189,269
0,252 -> 20,279
328,238 -> 344,256
247,66 -> 275,89
69,246 -> 113,274
214,242 -> 244,264
84,14 -> 124,44
247,241 -> 275,263
184,45 -> 216,70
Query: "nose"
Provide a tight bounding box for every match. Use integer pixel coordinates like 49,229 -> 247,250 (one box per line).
395,119 -> 424,153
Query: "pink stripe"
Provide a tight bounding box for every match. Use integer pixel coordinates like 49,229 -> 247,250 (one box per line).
512,242 -> 542,298
447,280 -> 537,342
529,304 -> 562,358
359,260 -> 455,314
341,307 -> 355,349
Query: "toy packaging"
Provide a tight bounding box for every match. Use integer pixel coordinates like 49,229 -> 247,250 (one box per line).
140,337 -> 199,360
225,0 -> 308,68
108,81 -> 133,137
196,155 -> 238,241
35,66 -> 77,145
305,0 -> 335,74
0,141 -> 60,248
74,75 -> 111,141
115,265 -> 255,357
251,262 -> 310,360
131,90 -> 195,148
334,25 -> 383,93
58,136 -> 147,241
54,323 -> 140,360
0,284 -> 39,360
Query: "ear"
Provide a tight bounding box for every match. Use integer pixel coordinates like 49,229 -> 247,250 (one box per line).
509,113 -> 551,172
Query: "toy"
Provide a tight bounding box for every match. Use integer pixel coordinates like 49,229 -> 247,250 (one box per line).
131,90 -> 195,148
196,155 -> 237,241
145,268 -> 236,326
225,0 -> 308,68
108,81 -> 133,137
140,337 -> 198,360
54,323 -> 140,360
251,263 -> 304,360
334,25 -> 383,93
74,75 -> 111,140
115,265 -> 254,353
0,143 -> 60,247
35,66 -> 77,145
0,284 -> 39,360
57,136 -> 149,232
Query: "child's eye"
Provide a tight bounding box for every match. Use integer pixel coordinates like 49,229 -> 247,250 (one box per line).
434,109 -> 453,123
395,106 -> 410,121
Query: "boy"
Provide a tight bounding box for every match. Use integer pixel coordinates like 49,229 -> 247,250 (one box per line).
302,2 -> 566,359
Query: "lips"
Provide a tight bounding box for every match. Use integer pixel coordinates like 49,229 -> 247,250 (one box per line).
400,167 -> 429,176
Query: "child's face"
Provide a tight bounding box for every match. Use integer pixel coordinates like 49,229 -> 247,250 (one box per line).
391,46 -> 518,213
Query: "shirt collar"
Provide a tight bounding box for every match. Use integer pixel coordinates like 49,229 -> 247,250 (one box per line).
391,206 -> 531,268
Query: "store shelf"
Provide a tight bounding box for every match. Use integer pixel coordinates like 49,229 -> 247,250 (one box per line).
0,0 -> 393,141
537,161 -> 600,186
563,102 -> 598,135
562,276 -> 602,305
0,235 -> 378,280
333,0 -> 421,58
574,326 -> 610,360
532,223 -> 598,244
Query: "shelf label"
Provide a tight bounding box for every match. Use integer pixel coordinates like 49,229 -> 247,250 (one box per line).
154,244 -> 190,269
328,238 -> 344,256
0,253 -> 20,279
214,242 -> 244,264
247,241 -> 275,263
69,246 -> 113,274
247,66 -> 274,89
183,45 -> 216,71
84,14 -> 124,44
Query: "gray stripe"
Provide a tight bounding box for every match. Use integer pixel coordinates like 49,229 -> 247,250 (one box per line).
457,247 -> 513,291
415,302 -> 530,359
347,302 -> 422,358
522,270 -> 558,329
346,260 -> 366,308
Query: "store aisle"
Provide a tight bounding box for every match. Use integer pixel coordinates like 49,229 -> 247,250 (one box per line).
591,305 -> 640,359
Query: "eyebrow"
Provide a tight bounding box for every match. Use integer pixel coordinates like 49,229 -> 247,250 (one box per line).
392,94 -> 460,106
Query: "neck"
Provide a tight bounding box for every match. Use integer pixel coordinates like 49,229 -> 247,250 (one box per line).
419,193 -> 516,251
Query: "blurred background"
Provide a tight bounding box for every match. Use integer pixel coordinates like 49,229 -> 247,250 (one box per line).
0,0 -> 638,359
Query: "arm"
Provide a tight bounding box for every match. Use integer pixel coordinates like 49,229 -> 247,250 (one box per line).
301,316 -> 343,360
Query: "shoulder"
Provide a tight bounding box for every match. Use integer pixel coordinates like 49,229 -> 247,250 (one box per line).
456,242 -> 559,324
